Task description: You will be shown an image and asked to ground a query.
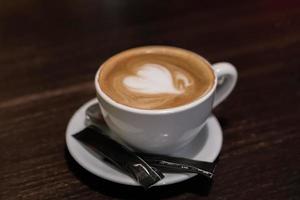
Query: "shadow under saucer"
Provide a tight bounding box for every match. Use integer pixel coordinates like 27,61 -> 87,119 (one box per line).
64,147 -> 213,199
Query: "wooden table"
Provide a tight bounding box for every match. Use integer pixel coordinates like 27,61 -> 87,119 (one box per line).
1,1 -> 299,199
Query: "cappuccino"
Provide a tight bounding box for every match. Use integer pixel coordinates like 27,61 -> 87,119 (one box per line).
98,46 -> 214,110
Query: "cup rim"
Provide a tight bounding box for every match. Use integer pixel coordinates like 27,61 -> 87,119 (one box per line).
94,46 -> 217,115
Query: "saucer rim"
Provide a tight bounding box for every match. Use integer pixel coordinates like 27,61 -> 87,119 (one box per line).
66,98 -> 223,187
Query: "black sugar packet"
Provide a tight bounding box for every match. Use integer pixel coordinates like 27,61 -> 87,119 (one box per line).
73,125 -> 216,188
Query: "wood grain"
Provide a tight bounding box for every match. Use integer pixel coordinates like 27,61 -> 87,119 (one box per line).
1,0 -> 299,199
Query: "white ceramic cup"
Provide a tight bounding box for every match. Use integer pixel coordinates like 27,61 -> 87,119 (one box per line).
95,46 -> 237,155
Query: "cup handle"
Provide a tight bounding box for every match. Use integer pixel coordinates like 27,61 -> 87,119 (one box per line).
212,62 -> 238,108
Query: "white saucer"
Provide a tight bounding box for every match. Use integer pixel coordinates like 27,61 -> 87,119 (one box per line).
66,98 -> 223,187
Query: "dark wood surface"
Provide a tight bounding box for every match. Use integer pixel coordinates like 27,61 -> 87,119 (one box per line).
1,1 -> 299,199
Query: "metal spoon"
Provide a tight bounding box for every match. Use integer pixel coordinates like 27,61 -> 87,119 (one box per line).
85,103 -> 103,127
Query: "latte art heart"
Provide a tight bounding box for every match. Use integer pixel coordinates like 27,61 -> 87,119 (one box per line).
123,64 -> 191,95
98,46 -> 214,109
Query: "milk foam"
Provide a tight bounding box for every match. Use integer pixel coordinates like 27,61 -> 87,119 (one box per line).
123,63 -> 191,94
99,46 -> 215,109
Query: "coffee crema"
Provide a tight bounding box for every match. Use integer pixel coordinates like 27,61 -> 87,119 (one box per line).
98,46 -> 214,110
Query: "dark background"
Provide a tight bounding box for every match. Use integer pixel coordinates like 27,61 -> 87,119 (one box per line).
0,0 -> 299,199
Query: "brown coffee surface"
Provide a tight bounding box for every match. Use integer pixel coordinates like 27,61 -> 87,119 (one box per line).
98,46 -> 214,110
